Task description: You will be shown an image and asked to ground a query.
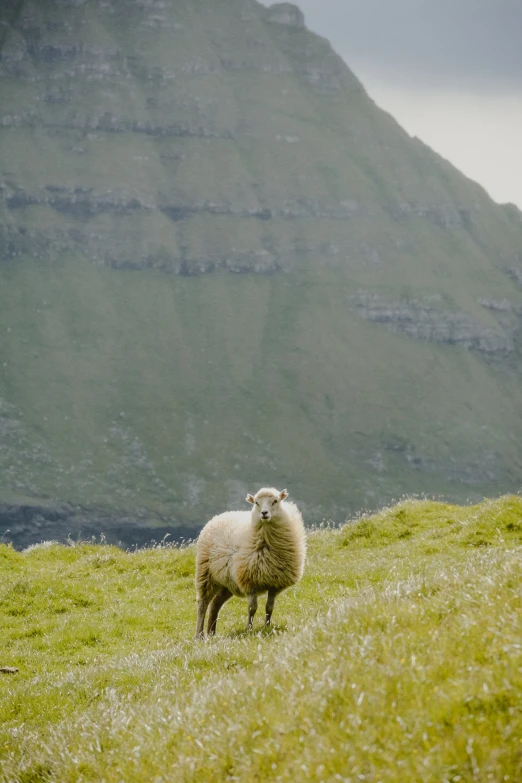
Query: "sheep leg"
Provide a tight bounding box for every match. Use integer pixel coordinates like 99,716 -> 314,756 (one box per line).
207,587 -> 232,636
195,596 -> 211,638
247,593 -> 258,630
265,588 -> 281,626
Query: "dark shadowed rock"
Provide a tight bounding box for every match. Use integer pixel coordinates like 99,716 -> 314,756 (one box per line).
0,502 -> 198,551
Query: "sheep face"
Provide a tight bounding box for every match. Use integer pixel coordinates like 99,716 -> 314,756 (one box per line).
246,487 -> 289,522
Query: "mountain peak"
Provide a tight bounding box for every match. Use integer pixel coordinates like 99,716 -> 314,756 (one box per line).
265,3 -> 305,28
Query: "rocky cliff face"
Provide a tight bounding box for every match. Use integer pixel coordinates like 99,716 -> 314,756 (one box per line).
1,1 -> 522,546
0,0 -> 363,273
2,0 -> 521,284
351,293 -> 520,355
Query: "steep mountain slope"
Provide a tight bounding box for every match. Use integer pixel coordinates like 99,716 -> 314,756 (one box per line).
1,0 -> 522,544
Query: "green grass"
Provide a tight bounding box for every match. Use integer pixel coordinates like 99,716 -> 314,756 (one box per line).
1,495 -> 521,781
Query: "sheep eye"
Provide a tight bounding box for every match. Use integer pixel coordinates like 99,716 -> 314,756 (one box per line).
272,500 -> 277,505
255,502 -> 260,507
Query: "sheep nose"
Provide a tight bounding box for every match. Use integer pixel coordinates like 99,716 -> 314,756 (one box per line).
261,511 -> 269,519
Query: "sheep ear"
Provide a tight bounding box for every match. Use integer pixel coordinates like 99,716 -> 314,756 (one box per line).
246,494 -> 255,504
279,489 -> 288,500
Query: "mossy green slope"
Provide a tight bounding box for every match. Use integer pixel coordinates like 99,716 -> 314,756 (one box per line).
2,254 -> 522,539
1,1 -> 522,539
1,496 -> 521,781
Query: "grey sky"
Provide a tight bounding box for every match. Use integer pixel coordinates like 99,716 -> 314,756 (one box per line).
262,1 -> 522,208
293,0 -> 522,92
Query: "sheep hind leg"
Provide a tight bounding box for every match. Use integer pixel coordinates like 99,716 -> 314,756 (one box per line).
247,593 -> 258,630
195,596 -> 211,638
265,588 -> 281,626
207,587 -> 232,636
196,581 -> 217,639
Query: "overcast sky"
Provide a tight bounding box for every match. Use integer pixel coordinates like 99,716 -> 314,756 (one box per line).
263,0 -> 522,208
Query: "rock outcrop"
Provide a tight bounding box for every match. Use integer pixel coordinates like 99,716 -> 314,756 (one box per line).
351,293 -> 518,355
266,3 -> 305,28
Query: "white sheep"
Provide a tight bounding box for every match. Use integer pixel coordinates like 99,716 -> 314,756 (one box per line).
195,487 -> 306,637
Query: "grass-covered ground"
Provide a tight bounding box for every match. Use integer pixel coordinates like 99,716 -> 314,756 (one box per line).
1,496 -> 521,782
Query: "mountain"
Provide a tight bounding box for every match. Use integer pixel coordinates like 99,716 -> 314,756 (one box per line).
1,0 -> 522,546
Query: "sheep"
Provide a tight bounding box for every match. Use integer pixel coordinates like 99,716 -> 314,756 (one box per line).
195,487 -> 306,637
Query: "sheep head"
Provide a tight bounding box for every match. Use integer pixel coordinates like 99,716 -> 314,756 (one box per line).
246,487 -> 289,522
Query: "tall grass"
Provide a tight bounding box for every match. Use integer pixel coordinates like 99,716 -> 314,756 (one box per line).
1,496 -> 521,781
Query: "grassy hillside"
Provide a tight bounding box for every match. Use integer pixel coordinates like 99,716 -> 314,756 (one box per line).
1,1 -> 522,543
2,254 -> 522,541
1,495 -> 521,781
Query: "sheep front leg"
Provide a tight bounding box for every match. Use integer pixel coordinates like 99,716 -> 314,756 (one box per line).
247,593 -> 258,630
265,588 -> 281,626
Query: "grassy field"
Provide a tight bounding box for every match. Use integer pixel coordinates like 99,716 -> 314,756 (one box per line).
1,495 -> 521,782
